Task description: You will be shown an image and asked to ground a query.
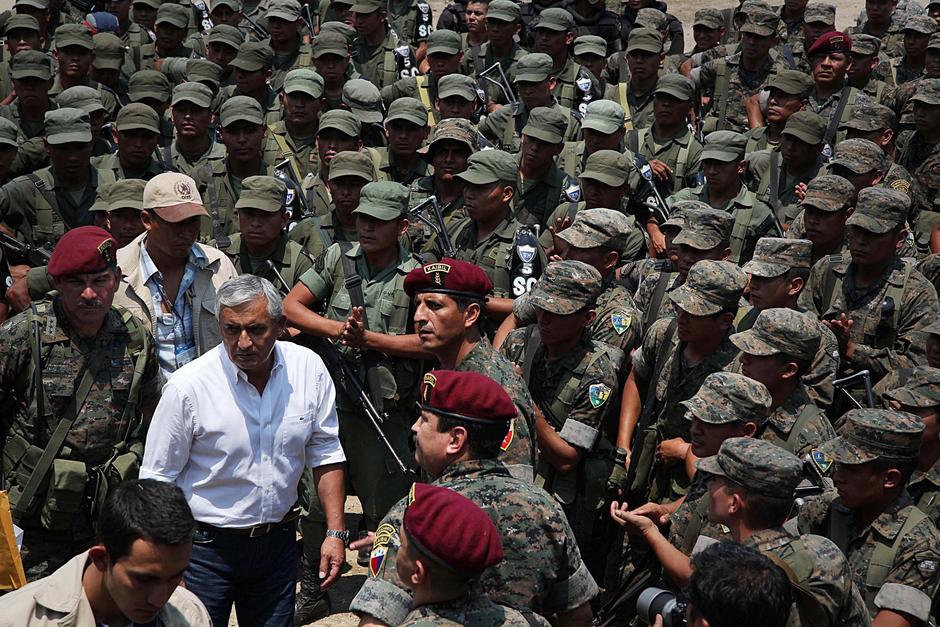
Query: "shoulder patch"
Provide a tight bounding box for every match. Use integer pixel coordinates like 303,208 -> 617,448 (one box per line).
610,309 -> 632,336
589,383 -> 611,408
500,418 -> 515,451
810,449 -> 833,475
369,523 -> 397,577
889,179 -> 911,193
918,560 -> 938,577
563,181 -> 581,202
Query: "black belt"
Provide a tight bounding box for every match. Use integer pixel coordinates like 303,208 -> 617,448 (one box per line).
199,508 -> 301,538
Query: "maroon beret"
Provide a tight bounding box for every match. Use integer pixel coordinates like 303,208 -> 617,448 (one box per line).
48,226 -> 118,278
403,483 -> 503,576
807,31 -> 852,57
419,370 -> 516,425
403,258 -> 493,300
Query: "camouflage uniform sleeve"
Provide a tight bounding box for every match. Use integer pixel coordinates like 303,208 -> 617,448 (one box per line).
696,59 -> 717,91
349,500 -> 413,625
791,409 -> 837,459
559,351 -> 619,450
803,322 -> 839,407
799,534 -> 867,627
872,517 -> 940,621
795,492 -> 838,536
297,243 -> 339,300
0,312 -> 31,427
797,256 -> 829,317
137,326 -> 161,410
0,177 -> 25,225
511,291 -> 538,326
498,328 -> 528,366
631,317 -> 670,391
543,508 -> 599,612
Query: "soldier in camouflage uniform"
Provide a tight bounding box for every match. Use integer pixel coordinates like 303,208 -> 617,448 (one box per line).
349,369 -> 598,625
840,105 -> 919,206
745,70 -> 813,154
781,1 -> 832,73
351,0 -> 419,91
603,28 -> 662,130
159,82 -> 228,177
797,409 -> 940,622
887,33 -> 940,127
405,258 -> 536,480
803,32 -> 869,151
896,79 -> 940,240
223,42 -> 283,125
262,69 -> 324,184
799,187 -> 940,397
846,34 -> 895,102
890,15 -> 939,85
0,226 -> 158,580
848,0 -> 907,58
93,104 -> 168,183
375,98 -> 430,186
532,8 -> 593,112
668,130 -> 776,264
786,174 -> 856,266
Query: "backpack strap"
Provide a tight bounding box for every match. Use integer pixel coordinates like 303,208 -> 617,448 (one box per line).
729,202 -> 754,264
643,270 -> 672,333
760,542 -> 833,627
714,60 -> 731,131
25,173 -> 63,227
864,506 -> 928,609
415,75 -> 436,126
201,161 -> 229,248
820,254 -> 845,316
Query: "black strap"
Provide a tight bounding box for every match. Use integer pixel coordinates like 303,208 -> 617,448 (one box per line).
643,270 -> 671,333
628,129 -> 639,155
470,42 -> 483,77
202,162 -> 230,249
26,174 -> 64,226
824,85 -> 852,149
768,149 -> 782,214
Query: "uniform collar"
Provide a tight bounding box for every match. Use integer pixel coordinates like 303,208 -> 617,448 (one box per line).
436,458 -> 510,484
768,383 -> 812,433
911,459 -> 940,489
744,526 -> 794,551
32,551 -> 94,617
867,491 -> 916,541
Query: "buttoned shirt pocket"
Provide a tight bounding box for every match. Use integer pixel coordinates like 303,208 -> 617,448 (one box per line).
328,290 -> 352,322
280,410 -> 314,464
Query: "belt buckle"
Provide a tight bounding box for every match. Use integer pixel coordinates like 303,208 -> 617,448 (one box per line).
249,523 -> 270,538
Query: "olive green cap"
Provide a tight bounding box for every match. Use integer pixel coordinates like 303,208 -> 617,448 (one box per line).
419,117 -> 478,157
693,8 -> 724,29
319,20 -> 356,44
701,130 -> 746,162
851,33 -> 881,56
54,24 -> 94,50
903,14 -> 938,34
636,7 -> 666,31
580,149 -> 629,186
106,179 -> 147,212
229,41 -> 274,72
929,32 -> 940,50
386,97 -> 428,127
220,95 -> 264,126
93,32 -> 126,71
521,106 -> 566,144
697,438 -> 802,496
456,149 -> 517,185
819,408 -> 922,464
212,0 -> 242,10
668,260 -> 747,316
133,0 -> 162,8
804,2 -> 836,25
528,260 -> 602,315
437,74 -> 479,101
581,99 -> 625,134
739,9 -> 779,37
742,237 -> 813,277
351,0 -> 383,13
5,13 -> 39,34
284,68 -> 324,98
172,81 -> 213,109
353,181 -> 409,220
534,7 -> 575,32
206,24 -> 244,50
235,175 -> 287,212
57,86 -> 106,114
799,174 -> 855,213
654,73 -> 694,101
573,35 -> 607,58
730,307 -> 821,361
767,69 -> 813,96
557,208 -> 634,251
486,0 -> 520,22
115,102 -> 160,134
187,59 -> 224,87
672,207 -> 734,250
313,31 -> 349,57
343,78 -> 383,124
782,110 -> 826,144
14,0 -> 49,9
846,187 -> 910,234
627,27 -> 662,54
44,107 -> 92,145
11,49 -> 52,80
129,70 -> 172,102
319,109 -> 361,138
682,373 -> 773,426
830,138 -> 887,174
513,53 -> 553,83
0,117 -> 18,148
911,78 -> 940,106
156,3 -> 189,28
426,28 -> 461,55
328,150 -> 376,182
885,367 -> 940,409
267,0 -> 301,21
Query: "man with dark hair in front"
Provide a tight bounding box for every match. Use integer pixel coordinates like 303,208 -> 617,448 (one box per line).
0,479 -> 210,626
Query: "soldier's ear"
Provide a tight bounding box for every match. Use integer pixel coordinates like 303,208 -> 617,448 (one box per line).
88,544 -> 111,571
882,467 -> 904,490
463,300 -> 482,327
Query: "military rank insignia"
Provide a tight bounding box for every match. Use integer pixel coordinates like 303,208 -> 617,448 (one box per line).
500,419 -> 515,452
589,383 -> 611,408
370,523 -> 397,577
422,372 -> 437,403
889,179 -> 911,193
611,309 -> 632,336
810,449 -> 833,474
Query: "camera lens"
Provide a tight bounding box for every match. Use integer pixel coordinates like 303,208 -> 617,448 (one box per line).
637,587 -> 681,627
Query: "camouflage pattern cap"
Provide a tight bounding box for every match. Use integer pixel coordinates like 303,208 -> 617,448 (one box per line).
229,41 -> 274,72
106,179 -> 147,212
54,24 -> 94,49
627,27 -> 663,54
767,69 -> 814,96
580,150 -> 630,186
187,59 -> 225,87
220,95 -> 264,127
93,33 -> 126,71
885,367 -> 940,409
514,53 -> 554,83
804,2 -> 836,25
5,13 -> 39,33
735,0 -> 774,17
693,8 -> 724,29
329,150 -> 376,182
268,0 -> 302,21
129,70 -> 172,102
799,174 -> 855,213
851,33 -> 882,56
929,32 -> 940,50
742,237 -> 813,277
156,3 -> 190,29
522,106 -> 567,144
681,372 -> 773,425
486,0 -> 521,22
343,78 -> 384,124
654,73 -> 694,101
557,208 -> 634,251
283,68 -> 324,98
829,138 -> 887,174
318,109 -> 361,138
313,31 -> 350,57
534,7 -> 575,31
528,260 -> 602,315
672,207 -> 734,250
636,8 -> 667,31
353,181 -> 410,220
426,28 -> 461,55
386,97 -> 428,126
573,35 -> 608,58
669,259 -> 747,315
782,110 -> 826,144
701,130 -> 747,162
730,307 -> 821,361
207,25 -> 245,50
0,117 -> 18,148
698,437 -> 803,496
11,50 -> 52,80
581,99 -> 626,134
903,14 -> 938,34
839,101 -> 896,131
235,176 -> 287,212
846,187 -> 910,233
911,78 -> 940,106
740,9 -> 780,37
437,74 -> 479,101
456,149 -> 517,185
115,102 -> 160,134
172,81 -> 213,109
57,86 -> 106,114
662,201 -> 708,230
44,108 -> 92,145
820,408 -> 923,463
421,117 -> 478,156
133,0 -> 161,7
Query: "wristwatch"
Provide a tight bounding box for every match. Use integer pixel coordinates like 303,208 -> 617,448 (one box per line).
326,529 -> 350,545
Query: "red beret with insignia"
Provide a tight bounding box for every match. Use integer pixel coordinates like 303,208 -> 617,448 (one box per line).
419,370 -> 516,424
403,258 -> 493,300
403,483 -> 503,576
48,226 -> 118,278
807,31 -> 852,57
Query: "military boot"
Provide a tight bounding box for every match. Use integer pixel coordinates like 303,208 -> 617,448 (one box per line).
294,564 -> 331,625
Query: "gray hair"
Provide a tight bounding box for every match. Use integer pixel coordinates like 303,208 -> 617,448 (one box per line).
216,275 -> 284,320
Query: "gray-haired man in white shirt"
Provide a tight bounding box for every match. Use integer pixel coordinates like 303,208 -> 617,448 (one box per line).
140,274 -> 347,627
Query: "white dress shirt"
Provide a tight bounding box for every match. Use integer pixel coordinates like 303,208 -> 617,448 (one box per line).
140,341 -> 345,528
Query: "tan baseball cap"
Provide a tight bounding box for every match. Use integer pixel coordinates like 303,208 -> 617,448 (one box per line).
143,172 -> 209,222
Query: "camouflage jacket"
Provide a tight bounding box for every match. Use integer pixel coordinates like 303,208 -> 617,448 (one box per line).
633,266 -> 683,334
758,384 -> 835,458
667,471 -> 730,554
699,52 -> 790,133
348,459 -> 598,624
896,130 -> 940,225
909,459 -> 940,529
400,595 -> 549,627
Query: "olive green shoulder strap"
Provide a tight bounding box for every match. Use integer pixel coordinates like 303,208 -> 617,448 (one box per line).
782,403 -> 824,452
866,506 -> 928,598
760,541 -> 832,627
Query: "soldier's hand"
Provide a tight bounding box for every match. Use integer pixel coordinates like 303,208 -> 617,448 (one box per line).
647,159 -> 673,181
655,437 -> 689,467
822,312 -> 854,357
794,182 -> 808,203
631,502 -> 671,526
319,536 -> 346,589
342,306 -> 368,349
648,225 -> 666,257
6,274 -> 30,313
349,531 -> 375,550
609,501 -> 656,537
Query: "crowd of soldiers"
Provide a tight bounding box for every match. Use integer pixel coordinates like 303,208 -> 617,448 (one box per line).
1,0 -> 940,624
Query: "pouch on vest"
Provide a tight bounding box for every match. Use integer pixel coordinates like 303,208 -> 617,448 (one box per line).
40,458 -> 87,531
2,434 -> 42,516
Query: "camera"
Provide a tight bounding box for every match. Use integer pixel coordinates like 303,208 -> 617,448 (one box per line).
637,587 -> 688,627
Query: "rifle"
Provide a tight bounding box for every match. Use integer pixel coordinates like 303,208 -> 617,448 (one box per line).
242,12 -> 269,40
630,155 -> 670,226
0,231 -> 52,267
478,62 -> 517,106
264,261 -> 413,475
408,196 -> 455,258
300,2 -> 315,35
832,370 -> 875,410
